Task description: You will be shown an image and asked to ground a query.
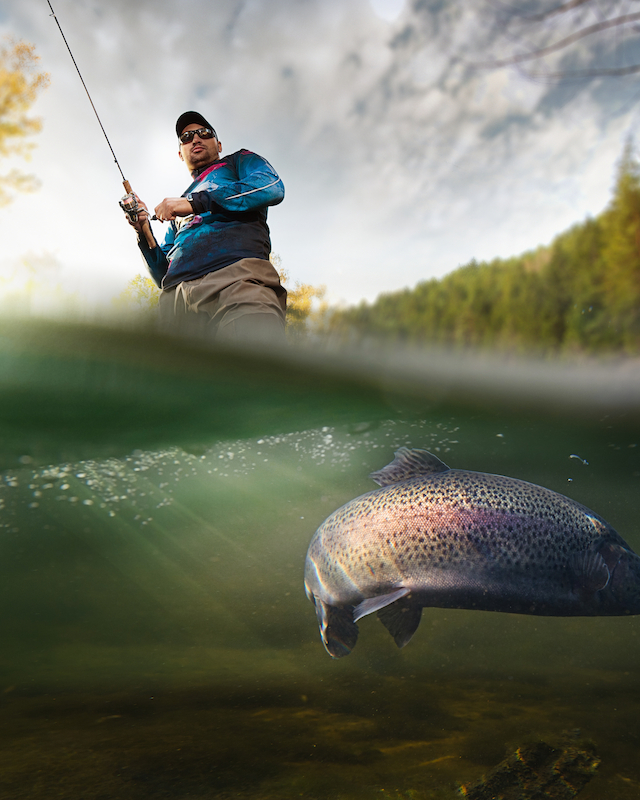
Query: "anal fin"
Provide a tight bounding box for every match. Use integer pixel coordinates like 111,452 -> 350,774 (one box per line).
377,599 -> 423,649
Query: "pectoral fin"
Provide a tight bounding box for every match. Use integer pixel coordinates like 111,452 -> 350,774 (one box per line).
569,550 -> 611,594
353,587 -> 411,622
377,599 -> 423,649
598,541 -> 628,572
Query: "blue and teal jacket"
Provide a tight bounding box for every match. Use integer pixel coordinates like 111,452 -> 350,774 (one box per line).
139,149 -> 284,289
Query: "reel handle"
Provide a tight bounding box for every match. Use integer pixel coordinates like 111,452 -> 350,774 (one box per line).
121,180 -> 156,249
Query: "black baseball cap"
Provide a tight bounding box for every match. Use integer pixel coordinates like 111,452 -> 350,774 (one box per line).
175,111 -> 217,138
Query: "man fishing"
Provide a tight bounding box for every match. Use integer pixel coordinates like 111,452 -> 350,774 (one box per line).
127,111 -> 287,343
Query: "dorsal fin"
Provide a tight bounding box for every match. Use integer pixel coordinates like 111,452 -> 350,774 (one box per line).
370,447 -> 450,487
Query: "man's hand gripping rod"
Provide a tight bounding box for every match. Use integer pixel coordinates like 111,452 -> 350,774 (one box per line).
118,184 -> 157,247
48,0 -> 155,248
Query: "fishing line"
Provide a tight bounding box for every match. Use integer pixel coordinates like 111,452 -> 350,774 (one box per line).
46,0 -> 157,241
47,0 -> 127,184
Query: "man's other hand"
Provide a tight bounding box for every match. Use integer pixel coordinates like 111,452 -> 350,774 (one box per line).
154,197 -> 194,222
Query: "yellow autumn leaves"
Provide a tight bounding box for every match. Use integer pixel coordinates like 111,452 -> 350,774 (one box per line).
0,39 -> 50,205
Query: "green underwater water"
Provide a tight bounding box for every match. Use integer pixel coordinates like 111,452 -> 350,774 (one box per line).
1,320 -> 640,799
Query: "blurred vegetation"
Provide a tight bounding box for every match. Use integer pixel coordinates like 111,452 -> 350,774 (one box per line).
0,39 -> 50,205
325,139 -> 640,355
272,253 -> 327,340
114,273 -> 161,318
116,255 -> 327,339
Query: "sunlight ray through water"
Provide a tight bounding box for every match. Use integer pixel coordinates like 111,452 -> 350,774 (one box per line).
0,319 -> 639,798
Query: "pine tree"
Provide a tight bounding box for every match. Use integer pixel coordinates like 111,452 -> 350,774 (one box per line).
599,138 -> 640,350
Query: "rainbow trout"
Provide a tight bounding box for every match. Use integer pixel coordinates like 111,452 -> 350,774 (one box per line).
304,448 -> 640,657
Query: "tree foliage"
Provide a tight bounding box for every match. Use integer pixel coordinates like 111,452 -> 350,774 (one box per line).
117,256 -> 327,339
325,140 -> 640,355
277,269 -> 327,340
0,39 -> 50,205
114,273 -> 160,316
269,253 -> 327,339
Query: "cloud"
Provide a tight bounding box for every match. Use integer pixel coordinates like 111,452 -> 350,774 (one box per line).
370,0 -> 406,23
0,0 -> 638,307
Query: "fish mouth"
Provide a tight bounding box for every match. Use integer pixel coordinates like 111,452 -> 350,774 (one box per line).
314,597 -> 359,658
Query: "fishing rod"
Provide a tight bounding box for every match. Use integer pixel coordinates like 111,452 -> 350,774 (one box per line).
47,0 -> 156,246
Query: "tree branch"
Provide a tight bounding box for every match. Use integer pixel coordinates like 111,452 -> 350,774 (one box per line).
523,0 -> 594,23
470,11 -> 640,69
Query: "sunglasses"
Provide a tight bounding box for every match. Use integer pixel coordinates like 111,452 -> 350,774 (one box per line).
179,127 -> 217,144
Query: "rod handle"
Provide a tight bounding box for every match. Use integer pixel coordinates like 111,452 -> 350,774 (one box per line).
141,222 -> 156,250
123,179 -> 156,249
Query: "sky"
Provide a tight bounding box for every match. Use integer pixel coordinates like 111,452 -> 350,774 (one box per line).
2,0 -> 640,312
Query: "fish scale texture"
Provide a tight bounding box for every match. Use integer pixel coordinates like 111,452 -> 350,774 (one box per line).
304,450 -> 640,655
307,471 -> 624,594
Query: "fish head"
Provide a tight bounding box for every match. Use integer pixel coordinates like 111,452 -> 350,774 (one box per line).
303,513 -> 369,608
304,542 -> 358,658
304,528 -> 361,658
304,590 -> 358,658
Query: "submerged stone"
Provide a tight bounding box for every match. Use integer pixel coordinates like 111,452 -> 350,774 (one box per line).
459,738 -> 600,800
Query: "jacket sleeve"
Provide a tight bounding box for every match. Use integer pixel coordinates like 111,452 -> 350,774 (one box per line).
137,225 -> 174,288
188,150 -> 284,214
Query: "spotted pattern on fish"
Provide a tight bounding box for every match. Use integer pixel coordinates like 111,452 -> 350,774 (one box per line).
312,473 -> 620,580
304,448 -> 640,658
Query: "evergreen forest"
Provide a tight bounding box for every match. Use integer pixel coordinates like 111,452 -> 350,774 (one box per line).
326,141 -> 640,355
